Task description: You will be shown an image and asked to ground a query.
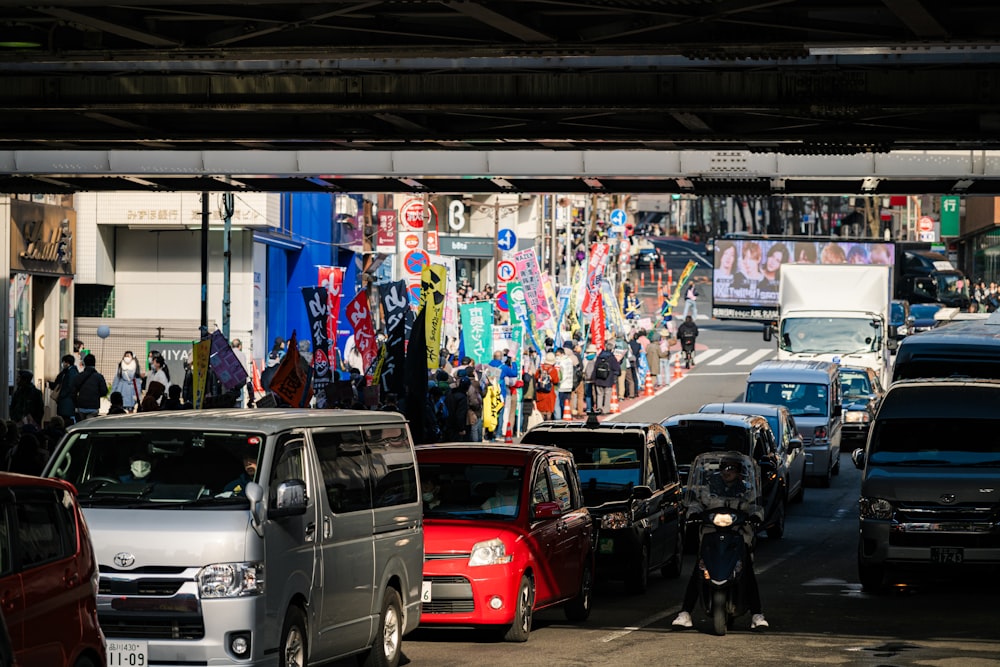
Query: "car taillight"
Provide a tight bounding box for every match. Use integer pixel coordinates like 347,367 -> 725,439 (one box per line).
814,426 -> 827,439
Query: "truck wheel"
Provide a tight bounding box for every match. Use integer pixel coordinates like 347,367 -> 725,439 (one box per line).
362,588 -> 402,667
280,606 -> 307,667
503,575 -> 534,642
625,543 -> 650,594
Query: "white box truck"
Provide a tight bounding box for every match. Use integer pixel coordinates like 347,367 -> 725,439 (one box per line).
764,264 -> 893,386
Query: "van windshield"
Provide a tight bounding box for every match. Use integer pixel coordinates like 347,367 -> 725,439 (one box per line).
779,317 -> 880,355
745,382 -> 828,418
869,419 -> 1000,466
48,429 -> 265,506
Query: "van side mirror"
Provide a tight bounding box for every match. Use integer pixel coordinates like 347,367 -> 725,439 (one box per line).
533,501 -> 562,520
269,479 -> 308,518
763,324 -> 773,342
246,482 -> 265,534
851,448 -> 866,470
789,436 -> 803,450
632,485 -> 654,500
887,337 -> 898,351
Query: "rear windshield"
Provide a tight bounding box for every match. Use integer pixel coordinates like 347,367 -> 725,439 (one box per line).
47,429 -> 265,507
745,381 -> 828,418
869,418 -> 1000,466
663,423 -> 750,467
521,430 -> 645,504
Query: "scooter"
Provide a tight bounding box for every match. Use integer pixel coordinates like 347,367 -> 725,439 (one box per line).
680,334 -> 696,368
697,508 -> 752,636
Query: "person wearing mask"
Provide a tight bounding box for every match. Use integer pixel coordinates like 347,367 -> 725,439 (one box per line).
49,355 -> 79,424
555,347 -> 574,420
147,354 -> 171,394
110,350 -> 141,412
72,354 -> 108,421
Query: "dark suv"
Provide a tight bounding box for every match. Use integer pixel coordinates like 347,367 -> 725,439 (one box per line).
521,418 -> 684,594
660,413 -> 787,540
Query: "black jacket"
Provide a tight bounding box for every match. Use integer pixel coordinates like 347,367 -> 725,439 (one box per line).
72,367 -> 108,410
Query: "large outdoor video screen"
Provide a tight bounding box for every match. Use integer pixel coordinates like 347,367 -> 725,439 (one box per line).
712,238 -> 895,321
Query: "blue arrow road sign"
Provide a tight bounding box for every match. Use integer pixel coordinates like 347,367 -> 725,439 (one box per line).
610,208 -> 627,226
497,228 -> 517,251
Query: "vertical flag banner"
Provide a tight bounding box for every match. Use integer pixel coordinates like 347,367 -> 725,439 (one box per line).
600,279 -> 627,336
491,325 -> 516,360
318,266 -> 343,344
512,248 -> 552,329
507,281 -> 542,354
404,309 -> 429,442
208,330 -> 249,391
591,294 -> 606,350
662,260 -> 698,320
377,311 -> 406,396
191,338 -> 211,409
301,286 -> 333,397
430,254 -> 460,340
555,285 -> 572,346
346,291 -> 378,380
379,280 -> 414,346
270,331 -> 313,407
421,264 -> 447,369
460,301 -> 494,366
541,274 -> 559,337
582,243 -> 610,315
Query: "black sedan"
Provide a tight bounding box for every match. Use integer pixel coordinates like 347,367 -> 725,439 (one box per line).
839,365 -> 884,447
909,302 -> 945,333
634,247 -> 659,268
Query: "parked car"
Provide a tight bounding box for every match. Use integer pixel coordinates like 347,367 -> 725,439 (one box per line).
745,360 -> 843,487
838,365 -> 884,447
659,413 -> 788,540
889,299 -> 913,342
634,247 -> 659,268
417,443 -> 593,642
697,402 -> 806,504
909,302 -> 945,333
44,409 -> 423,667
520,419 -> 685,594
0,472 -> 105,667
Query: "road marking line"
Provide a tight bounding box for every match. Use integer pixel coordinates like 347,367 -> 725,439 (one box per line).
738,349 -> 774,365
757,546 -> 803,575
692,348 -> 721,363
600,606 -> 680,643
708,349 -> 746,365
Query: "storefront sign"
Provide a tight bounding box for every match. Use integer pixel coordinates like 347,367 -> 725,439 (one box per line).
10,199 -> 76,275
438,236 -> 495,257
377,209 -> 397,253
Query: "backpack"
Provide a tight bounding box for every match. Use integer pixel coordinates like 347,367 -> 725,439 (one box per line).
536,369 -> 553,393
595,356 -> 611,381
573,361 -> 583,388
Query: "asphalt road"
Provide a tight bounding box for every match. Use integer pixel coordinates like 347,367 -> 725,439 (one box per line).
395,321 -> 1000,667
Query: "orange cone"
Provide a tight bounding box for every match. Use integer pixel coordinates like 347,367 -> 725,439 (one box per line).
644,374 -> 654,397
610,385 -> 620,414
640,273 -> 645,288
250,358 -> 263,393
504,427 -> 514,443
562,400 -> 573,421
672,354 -> 684,381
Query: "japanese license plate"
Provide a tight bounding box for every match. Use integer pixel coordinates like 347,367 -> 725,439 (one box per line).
421,580 -> 433,602
930,547 -> 964,564
598,536 -> 615,554
107,640 -> 148,667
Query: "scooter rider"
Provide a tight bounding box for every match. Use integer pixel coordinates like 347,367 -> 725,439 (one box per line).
678,315 -> 698,366
672,457 -> 769,631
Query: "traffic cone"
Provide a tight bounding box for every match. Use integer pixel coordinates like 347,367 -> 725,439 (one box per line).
644,374 -> 654,397
672,354 -> 684,381
649,263 -> 654,282
640,273 -> 645,288
610,386 -> 620,414
504,427 -> 514,443
562,399 -> 574,421
250,358 -> 264,393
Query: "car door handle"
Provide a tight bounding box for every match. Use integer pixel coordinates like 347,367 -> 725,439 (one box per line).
64,569 -> 79,588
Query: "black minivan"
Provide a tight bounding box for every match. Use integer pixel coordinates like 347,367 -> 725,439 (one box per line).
521,418 -> 685,594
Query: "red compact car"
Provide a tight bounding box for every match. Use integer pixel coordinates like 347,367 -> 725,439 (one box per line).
416,443 -> 594,642
0,473 -> 105,667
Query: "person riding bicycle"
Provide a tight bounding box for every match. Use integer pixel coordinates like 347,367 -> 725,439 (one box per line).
677,315 -> 699,367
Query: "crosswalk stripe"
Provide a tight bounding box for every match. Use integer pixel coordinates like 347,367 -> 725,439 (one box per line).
737,348 -> 775,366
691,348 -> 721,363
707,349 -> 747,365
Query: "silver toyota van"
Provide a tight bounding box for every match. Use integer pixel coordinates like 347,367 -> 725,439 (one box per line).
43,409 -> 423,667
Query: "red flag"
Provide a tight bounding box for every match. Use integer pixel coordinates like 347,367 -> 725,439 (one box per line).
269,331 -> 313,407
346,291 -> 378,380
318,266 -> 343,344
590,293 -> 606,350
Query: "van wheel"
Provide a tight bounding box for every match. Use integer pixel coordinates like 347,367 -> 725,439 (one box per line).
503,575 -> 534,642
625,543 -> 650,594
564,562 -> 592,622
280,606 -> 308,667
362,588 -> 403,667
818,468 -> 832,488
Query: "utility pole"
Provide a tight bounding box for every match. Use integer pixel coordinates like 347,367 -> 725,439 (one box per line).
200,192 -> 209,339
221,192 -> 234,340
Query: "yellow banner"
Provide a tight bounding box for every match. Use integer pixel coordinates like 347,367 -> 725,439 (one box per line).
422,264 -> 447,370
191,339 -> 211,409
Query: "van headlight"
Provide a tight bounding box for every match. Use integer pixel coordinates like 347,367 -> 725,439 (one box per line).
859,497 -> 894,520
844,411 -> 870,424
468,538 -> 513,567
198,562 -> 264,598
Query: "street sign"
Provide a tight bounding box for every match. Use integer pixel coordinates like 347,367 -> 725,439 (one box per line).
496,290 -> 509,312
407,283 -> 421,304
625,221 -> 635,236
940,195 -> 960,236
402,233 -> 421,249
497,228 -> 517,251
426,230 -> 439,254
496,260 -> 517,283
403,249 -> 429,275
918,216 -> 934,233
610,208 -> 627,226
399,199 -> 427,230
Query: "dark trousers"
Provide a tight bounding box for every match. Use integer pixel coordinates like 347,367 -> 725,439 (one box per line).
682,548 -> 762,615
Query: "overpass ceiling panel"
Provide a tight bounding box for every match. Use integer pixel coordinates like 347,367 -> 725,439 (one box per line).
782,179 -> 866,194
873,179 -> 959,194
141,177 -> 243,191
234,177 -> 333,192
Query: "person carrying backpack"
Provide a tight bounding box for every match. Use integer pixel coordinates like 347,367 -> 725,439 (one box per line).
591,341 -> 621,414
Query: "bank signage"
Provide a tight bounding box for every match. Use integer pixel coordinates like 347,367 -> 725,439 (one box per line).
438,236 -> 495,257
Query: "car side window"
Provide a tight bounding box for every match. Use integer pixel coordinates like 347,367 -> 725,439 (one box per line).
531,467 -> 552,505
656,436 -> 678,484
546,460 -> 573,512
269,433 -> 306,499
313,429 -> 373,514
644,444 -> 657,488
364,427 -> 418,508
15,489 -> 72,569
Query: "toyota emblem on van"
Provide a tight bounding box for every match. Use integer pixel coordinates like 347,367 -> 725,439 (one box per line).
113,552 -> 136,568
939,494 -> 957,504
